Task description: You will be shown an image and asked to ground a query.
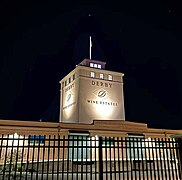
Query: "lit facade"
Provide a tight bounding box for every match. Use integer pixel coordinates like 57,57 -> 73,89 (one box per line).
59,58 -> 125,123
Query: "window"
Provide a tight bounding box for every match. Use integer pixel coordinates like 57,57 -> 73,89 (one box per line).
68,132 -> 90,162
73,74 -> 75,81
102,137 -> 114,146
98,64 -> 101,69
108,75 -> 113,81
90,63 -> 102,69
65,80 -> 67,86
126,134 -> 145,160
91,72 -> 95,78
90,63 -> 94,67
100,73 -> 104,79
29,135 -> 45,145
69,77 -> 71,83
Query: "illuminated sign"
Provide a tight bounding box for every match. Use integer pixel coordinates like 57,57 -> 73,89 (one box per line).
91,81 -> 112,88
60,67 -> 125,123
98,90 -> 106,98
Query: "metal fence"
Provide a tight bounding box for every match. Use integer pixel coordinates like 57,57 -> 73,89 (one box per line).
0,133 -> 181,179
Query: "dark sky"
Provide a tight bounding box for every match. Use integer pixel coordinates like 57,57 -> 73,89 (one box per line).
0,1 -> 182,129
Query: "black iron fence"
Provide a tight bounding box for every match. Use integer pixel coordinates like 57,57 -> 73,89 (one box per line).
0,133 -> 181,179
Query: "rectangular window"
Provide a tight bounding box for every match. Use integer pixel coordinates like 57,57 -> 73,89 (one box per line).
94,64 -> 98,68
108,75 -> 113,81
69,77 -> 71,83
68,132 -> 90,162
100,73 -> 104,79
65,80 -> 67,86
126,134 -> 145,160
90,63 -> 94,67
102,137 -> 114,146
29,135 -> 45,145
98,64 -> 101,69
73,74 -> 75,81
91,72 -> 95,78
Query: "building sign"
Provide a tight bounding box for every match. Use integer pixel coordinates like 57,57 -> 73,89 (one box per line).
91,80 -> 112,88
87,81 -> 118,107
63,83 -> 76,110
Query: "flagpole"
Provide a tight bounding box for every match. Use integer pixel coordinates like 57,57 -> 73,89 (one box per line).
89,36 -> 92,59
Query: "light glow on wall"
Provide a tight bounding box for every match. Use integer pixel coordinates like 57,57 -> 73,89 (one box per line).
62,86 -> 77,121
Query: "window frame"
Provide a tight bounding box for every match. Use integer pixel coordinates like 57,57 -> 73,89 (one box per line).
100,73 -> 104,79
108,74 -> 113,81
90,71 -> 95,78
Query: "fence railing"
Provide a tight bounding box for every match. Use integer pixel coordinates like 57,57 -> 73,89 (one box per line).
0,134 -> 181,179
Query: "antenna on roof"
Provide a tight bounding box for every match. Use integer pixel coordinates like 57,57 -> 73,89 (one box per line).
89,35 -> 92,59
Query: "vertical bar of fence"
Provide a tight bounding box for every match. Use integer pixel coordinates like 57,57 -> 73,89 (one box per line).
161,138 -> 168,179
41,135 -> 46,180
125,137 -> 129,179
36,135 -> 41,180
46,135 -> 51,179
30,135 -> 34,180
169,139 -> 175,179
121,137 -> 125,180
14,134 -> 20,179
81,136 -> 83,180
165,138 -> 171,180
8,134 -> 14,178
136,138 -> 141,180
0,134 -> 4,179
158,138 -> 164,180
90,137 -> 92,180
62,136 -> 65,179
85,136 -> 87,180
76,136 -> 79,180
133,137 -> 137,180
0,134 -> 4,159
171,138 -> 179,179
25,136 -> 30,179
99,137 -> 103,180
148,138 -> 154,179
20,135 -> 25,180
52,135 -> 56,180
109,137 -> 112,180
117,137 -> 121,180
144,138 -> 149,180
71,136 -> 74,180
113,137 -> 116,180
129,137 -> 133,179
151,138 -> 156,180
105,137 -> 108,180
2,134 -> 9,179
67,135 -> 70,180
154,138 -> 160,179
95,137 -> 97,180
31,135 -> 36,180
176,138 -> 182,179
57,135 -> 60,180
140,138 -> 145,179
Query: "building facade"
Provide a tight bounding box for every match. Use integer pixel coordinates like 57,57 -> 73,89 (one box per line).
59,58 -> 125,124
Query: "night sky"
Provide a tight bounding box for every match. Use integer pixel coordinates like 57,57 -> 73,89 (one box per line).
0,1 -> 182,129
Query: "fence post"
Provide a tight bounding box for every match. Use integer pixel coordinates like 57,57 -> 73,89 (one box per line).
176,138 -> 182,179
99,137 -> 103,180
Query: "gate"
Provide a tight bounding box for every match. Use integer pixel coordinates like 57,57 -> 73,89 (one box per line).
0,134 -> 181,179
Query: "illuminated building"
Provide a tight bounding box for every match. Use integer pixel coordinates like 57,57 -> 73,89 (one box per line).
59,58 -> 125,123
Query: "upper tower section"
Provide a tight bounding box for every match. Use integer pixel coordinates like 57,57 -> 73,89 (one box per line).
59,57 -> 125,124
78,59 -> 106,70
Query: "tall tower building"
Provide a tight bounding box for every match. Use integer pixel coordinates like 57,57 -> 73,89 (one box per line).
59,58 -> 125,124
